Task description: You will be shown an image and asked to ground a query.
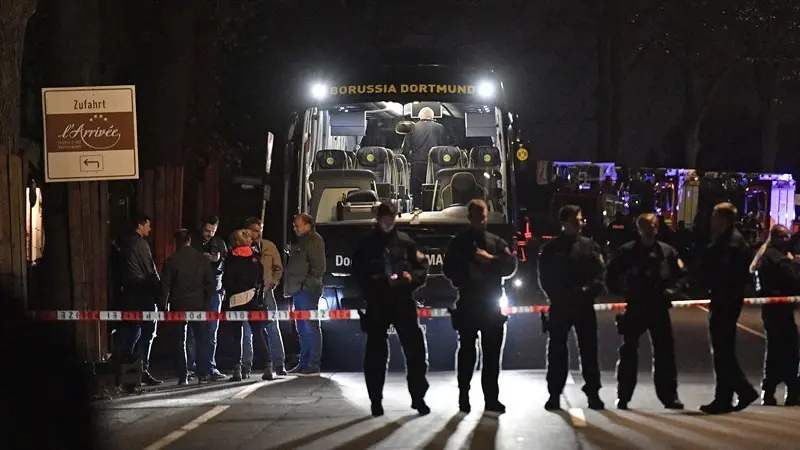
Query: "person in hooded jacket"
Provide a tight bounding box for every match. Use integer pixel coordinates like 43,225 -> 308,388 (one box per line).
750,225 -> 800,406
443,199 -> 516,414
352,202 -> 431,417
223,229 -> 275,382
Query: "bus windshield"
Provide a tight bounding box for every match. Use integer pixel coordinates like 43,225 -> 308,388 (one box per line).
298,101 -> 510,226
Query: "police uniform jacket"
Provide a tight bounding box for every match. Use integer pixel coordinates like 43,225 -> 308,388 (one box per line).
700,227 -> 752,300
352,227 -> 429,304
538,234 -> 605,304
757,246 -> 800,297
606,239 -> 687,310
443,228 -> 515,302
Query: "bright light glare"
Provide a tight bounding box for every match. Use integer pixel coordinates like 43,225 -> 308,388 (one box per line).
318,297 -> 329,310
513,278 -> 523,288
311,83 -> 328,100
499,292 -> 509,308
477,80 -> 495,98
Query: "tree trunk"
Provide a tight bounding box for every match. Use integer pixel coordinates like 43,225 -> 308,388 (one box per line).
39,0 -> 109,361
756,62 -> 780,173
0,0 -> 36,304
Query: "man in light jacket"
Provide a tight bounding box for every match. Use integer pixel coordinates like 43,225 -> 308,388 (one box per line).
285,213 -> 326,376
242,217 -> 287,378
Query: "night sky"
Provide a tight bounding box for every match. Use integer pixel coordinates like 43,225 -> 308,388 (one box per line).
217,0 -> 800,180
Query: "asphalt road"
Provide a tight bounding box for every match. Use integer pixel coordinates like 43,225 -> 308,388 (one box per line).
95,305 -> 800,449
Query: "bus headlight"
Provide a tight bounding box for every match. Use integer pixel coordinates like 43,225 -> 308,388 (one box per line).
311,83 -> 328,100
477,80 -> 495,99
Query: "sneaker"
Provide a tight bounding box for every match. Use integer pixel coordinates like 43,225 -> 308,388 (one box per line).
177,377 -> 189,386
298,367 -> 320,377
242,366 -> 252,379
274,366 -> 288,376
288,365 -> 305,374
142,371 -> 163,386
262,370 -> 274,381
209,370 -> 227,381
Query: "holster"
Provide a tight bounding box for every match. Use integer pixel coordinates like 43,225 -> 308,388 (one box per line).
614,312 -> 627,335
447,308 -> 460,331
540,312 -> 549,334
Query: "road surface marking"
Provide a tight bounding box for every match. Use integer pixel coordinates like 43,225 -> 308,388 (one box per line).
143,377 -> 294,449
568,408 -> 587,427
697,306 -> 766,339
566,372 -> 575,385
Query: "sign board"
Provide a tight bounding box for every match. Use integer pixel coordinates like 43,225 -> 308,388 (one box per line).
42,85 -> 139,182
265,132 -> 274,175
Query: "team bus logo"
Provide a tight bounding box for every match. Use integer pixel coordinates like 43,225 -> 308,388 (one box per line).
330,84 -> 476,96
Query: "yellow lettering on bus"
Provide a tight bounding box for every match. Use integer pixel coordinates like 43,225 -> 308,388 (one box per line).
329,84 -> 476,96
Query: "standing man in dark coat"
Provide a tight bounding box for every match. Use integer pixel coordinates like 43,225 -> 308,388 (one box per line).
606,213 -> 686,410
699,202 -> 759,414
443,199 -> 515,414
352,202 -> 431,417
159,229 -> 216,384
538,205 -> 605,411
115,213 -> 162,385
402,106 -> 448,208
749,225 -> 800,405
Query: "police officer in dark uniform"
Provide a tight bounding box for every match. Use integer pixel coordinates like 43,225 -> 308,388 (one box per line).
699,202 -> 759,414
749,225 -> 800,406
538,205 -> 605,410
606,211 -> 636,255
352,202 -> 431,417
606,213 -> 686,410
443,199 -> 516,414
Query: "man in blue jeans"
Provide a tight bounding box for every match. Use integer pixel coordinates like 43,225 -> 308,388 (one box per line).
186,216 -> 228,381
242,217 -> 287,378
285,213 -> 326,376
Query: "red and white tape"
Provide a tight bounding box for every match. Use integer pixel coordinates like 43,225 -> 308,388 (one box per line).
30,295 -> 800,322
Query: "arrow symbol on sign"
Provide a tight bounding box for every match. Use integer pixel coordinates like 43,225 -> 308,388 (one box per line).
83,159 -> 100,168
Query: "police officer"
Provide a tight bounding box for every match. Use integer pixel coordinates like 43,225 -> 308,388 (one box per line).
606,211 -> 636,255
352,202 -> 431,417
606,213 -> 686,410
699,202 -> 759,414
443,199 -> 516,414
538,205 -> 605,410
750,225 -> 800,406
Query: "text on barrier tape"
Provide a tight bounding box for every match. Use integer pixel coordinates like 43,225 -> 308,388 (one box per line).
29,295 -> 800,322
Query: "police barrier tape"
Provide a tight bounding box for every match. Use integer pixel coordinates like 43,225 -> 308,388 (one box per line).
30,295 -> 800,322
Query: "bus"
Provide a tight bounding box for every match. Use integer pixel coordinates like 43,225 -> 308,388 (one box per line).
277,66 -> 534,371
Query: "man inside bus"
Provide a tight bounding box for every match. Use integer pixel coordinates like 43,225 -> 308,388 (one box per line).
401,106 -> 448,209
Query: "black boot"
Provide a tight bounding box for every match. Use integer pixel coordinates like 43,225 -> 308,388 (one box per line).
459,390 -> 471,413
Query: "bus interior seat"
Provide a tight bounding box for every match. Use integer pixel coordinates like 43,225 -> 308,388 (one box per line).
437,170 -> 486,209
426,146 -> 463,184
308,169 -> 376,223
336,188 -> 380,221
394,154 -> 409,198
355,146 -> 393,200
469,146 -> 503,205
314,149 -> 351,170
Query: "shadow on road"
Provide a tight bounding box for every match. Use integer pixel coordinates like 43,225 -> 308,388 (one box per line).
635,410 -> 764,448
267,417 -> 372,450
329,414 -> 420,450
421,412 -> 467,450
550,410 -> 639,450
467,413 -> 500,449
96,379 -> 265,406
598,410 -> 699,448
